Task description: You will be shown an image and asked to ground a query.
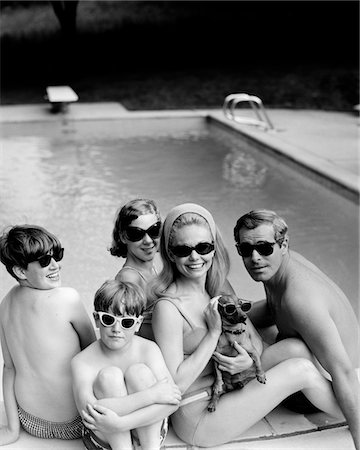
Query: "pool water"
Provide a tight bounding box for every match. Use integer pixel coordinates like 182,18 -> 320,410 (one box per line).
0,117 -> 358,318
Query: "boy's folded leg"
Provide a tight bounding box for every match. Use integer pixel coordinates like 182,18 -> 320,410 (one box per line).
82,427 -> 112,450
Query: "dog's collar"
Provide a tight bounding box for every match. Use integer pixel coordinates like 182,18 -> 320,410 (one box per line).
224,328 -> 245,335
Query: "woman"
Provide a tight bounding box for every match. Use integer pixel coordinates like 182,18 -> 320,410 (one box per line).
109,198 -> 162,340
151,203 -> 343,447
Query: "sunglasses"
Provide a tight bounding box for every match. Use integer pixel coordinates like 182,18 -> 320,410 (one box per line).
218,301 -> 252,315
169,242 -> 215,258
236,242 -> 276,258
32,248 -> 64,267
95,311 -> 143,329
125,221 -> 161,242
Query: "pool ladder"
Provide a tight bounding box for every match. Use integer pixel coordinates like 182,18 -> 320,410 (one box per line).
223,93 -> 275,131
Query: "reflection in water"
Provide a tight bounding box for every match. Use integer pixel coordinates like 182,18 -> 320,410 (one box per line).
223,151 -> 267,188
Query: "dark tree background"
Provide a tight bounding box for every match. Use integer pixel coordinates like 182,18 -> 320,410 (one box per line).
1,1 -> 358,109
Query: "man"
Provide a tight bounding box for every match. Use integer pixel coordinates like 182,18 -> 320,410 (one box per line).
233,209 -> 359,450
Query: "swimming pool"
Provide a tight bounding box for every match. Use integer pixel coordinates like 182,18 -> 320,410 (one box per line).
0,116 -> 358,320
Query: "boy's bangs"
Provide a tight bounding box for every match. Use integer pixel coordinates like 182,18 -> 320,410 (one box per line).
111,296 -> 143,317
27,234 -> 61,261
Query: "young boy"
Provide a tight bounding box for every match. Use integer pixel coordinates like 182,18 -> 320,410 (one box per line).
71,279 -> 181,450
0,225 -> 96,445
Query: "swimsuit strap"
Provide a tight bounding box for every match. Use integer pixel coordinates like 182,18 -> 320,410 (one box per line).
155,297 -> 197,330
121,265 -> 148,282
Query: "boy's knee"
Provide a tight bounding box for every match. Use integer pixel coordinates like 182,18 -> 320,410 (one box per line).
125,363 -> 156,391
94,366 -> 126,398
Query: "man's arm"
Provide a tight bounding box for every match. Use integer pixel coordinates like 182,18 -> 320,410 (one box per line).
248,298 -> 275,329
0,323 -> 20,445
288,297 -> 359,449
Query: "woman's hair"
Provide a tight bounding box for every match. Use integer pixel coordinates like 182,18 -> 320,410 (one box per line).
152,211 -> 230,299
234,209 -> 288,246
94,279 -> 146,317
0,225 -> 62,279
109,198 -> 161,258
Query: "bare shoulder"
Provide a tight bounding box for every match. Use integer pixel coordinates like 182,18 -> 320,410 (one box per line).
52,286 -> 80,303
72,340 -> 100,367
282,262 -> 332,325
116,268 -> 144,285
0,286 -> 19,315
134,335 -> 162,358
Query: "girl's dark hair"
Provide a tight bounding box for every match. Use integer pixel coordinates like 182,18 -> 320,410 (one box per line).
109,199 -> 161,258
0,225 -> 62,279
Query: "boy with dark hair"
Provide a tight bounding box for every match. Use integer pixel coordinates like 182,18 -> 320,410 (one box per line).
0,225 -> 96,445
72,279 -> 181,450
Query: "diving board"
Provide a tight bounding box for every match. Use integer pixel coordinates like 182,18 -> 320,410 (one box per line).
45,85 -> 79,113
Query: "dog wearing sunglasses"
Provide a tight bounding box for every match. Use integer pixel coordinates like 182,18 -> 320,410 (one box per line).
208,294 -> 266,412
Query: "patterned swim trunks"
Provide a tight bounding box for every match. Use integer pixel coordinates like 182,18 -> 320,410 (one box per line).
17,405 -> 83,440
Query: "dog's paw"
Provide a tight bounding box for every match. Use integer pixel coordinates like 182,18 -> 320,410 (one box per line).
207,402 -> 217,413
257,373 -> 267,384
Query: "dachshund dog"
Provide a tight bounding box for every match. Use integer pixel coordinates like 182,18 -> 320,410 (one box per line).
208,294 -> 266,412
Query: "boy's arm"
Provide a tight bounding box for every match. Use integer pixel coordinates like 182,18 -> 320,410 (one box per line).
66,288 -> 96,349
289,296 -> 359,449
96,343 -> 180,415
71,350 -> 179,419
83,344 -> 180,434
0,323 -> 20,445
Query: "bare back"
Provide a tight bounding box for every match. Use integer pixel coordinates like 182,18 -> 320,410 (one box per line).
0,286 -> 82,421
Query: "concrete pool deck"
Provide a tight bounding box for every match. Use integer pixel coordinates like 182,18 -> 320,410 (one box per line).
0,103 -> 358,449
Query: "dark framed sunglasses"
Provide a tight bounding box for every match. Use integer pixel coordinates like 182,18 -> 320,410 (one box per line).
218,301 -> 252,315
32,248 -> 64,267
169,242 -> 214,258
125,221 -> 161,242
94,311 -> 142,329
236,242 -> 276,258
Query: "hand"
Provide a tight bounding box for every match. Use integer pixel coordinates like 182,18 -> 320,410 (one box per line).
0,425 -> 19,446
82,403 -> 123,434
204,295 -> 222,337
213,341 -> 253,375
150,378 -> 182,405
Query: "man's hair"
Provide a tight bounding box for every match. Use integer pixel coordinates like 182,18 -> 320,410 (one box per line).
234,209 -> 288,246
109,198 -> 161,258
0,225 -> 62,280
94,279 -> 146,317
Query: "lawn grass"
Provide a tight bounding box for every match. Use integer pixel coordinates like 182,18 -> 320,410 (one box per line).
1,1 -> 358,110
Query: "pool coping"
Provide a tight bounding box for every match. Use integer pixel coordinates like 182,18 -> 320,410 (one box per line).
206,112 -> 359,204
1,103 -> 358,203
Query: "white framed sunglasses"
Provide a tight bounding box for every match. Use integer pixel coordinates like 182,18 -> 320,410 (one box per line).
94,311 -> 143,329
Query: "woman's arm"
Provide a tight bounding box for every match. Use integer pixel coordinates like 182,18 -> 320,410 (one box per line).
153,298 -> 221,394
0,324 -> 20,446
